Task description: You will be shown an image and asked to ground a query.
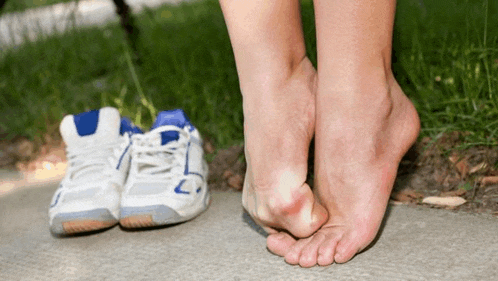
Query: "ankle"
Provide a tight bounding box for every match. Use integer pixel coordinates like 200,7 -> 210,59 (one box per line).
317,67 -> 399,115
241,56 -> 316,105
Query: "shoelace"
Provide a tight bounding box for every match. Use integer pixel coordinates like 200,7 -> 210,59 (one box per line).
65,140 -> 123,186
131,127 -> 188,180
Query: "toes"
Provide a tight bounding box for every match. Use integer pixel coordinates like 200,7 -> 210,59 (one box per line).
284,237 -> 312,265
317,234 -> 341,266
334,233 -> 360,264
298,232 -> 326,268
267,232 -> 296,257
334,228 -> 378,263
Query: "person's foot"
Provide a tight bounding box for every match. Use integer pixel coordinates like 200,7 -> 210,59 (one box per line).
267,73 -> 420,266
242,57 -> 328,238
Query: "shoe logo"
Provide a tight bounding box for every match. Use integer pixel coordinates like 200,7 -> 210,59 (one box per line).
174,179 -> 189,194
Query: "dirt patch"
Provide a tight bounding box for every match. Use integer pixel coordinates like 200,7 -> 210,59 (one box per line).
206,142 -> 245,192
1,132 -> 497,216
392,132 -> 498,216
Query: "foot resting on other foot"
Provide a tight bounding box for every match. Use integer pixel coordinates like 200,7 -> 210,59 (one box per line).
267,76 -> 420,267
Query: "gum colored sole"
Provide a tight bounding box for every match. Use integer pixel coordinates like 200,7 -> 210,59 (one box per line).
62,220 -> 116,234
120,215 -> 156,228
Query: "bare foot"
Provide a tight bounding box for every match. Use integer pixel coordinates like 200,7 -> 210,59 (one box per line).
242,58 -> 328,238
267,73 -> 420,266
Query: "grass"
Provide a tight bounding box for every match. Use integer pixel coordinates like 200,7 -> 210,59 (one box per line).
0,0 -> 497,151
392,0 -> 498,148
0,0 -> 243,147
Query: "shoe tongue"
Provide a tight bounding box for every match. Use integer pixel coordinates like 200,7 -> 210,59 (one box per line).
151,109 -> 191,145
60,107 -> 120,147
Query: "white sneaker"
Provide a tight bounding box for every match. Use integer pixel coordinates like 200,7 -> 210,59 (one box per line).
48,107 -> 142,235
120,109 -> 210,228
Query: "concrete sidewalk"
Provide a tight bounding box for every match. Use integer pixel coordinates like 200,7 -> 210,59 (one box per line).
0,0 -> 192,47
0,182 -> 497,280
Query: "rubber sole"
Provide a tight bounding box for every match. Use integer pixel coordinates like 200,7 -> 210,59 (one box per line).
50,209 -> 118,235
119,194 -> 211,229
119,205 -> 184,228
120,215 -> 159,228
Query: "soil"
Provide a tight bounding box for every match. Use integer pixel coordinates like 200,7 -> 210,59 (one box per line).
392,132 -> 498,216
1,131 -> 497,216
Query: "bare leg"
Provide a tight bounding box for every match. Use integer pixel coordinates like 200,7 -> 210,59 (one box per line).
267,0 -> 420,266
219,0 -> 328,237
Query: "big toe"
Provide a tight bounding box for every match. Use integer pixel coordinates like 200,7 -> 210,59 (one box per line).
334,233 -> 362,264
267,232 -> 296,257
334,228 -> 378,263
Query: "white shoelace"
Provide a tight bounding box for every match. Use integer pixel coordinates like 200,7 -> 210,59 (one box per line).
131,127 -> 188,181
65,140 -> 123,186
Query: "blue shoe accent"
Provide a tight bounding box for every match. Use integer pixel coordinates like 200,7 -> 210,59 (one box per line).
184,142 -> 190,174
181,142 -> 202,179
151,109 -> 194,131
196,187 -> 201,193
120,117 -> 143,135
116,141 -> 132,170
152,109 -> 195,145
174,179 -> 189,194
73,109 -> 99,136
189,172 -> 204,180
50,191 -> 62,208
160,131 -> 180,145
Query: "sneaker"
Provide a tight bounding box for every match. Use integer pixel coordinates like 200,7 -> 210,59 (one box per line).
120,109 -> 210,228
48,107 -> 142,235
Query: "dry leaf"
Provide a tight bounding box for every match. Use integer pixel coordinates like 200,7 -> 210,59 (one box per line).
422,196 -> 466,207
456,160 -> 469,178
442,175 -> 451,187
440,189 -> 467,197
434,170 -> 448,184
391,189 -> 423,203
389,200 -> 404,206
203,141 -> 215,154
481,176 -> 498,186
222,170 -> 234,179
228,174 -> 243,190
448,154 -> 469,178
469,162 -> 487,174
448,154 -> 459,164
